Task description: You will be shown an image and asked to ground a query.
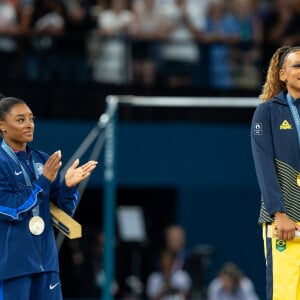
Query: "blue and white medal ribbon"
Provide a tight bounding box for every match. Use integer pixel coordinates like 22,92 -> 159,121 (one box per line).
1,140 -> 45,235
286,93 -> 300,187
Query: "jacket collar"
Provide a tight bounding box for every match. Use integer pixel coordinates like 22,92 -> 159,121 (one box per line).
274,90 -> 300,105
273,90 -> 288,105
15,146 -> 32,161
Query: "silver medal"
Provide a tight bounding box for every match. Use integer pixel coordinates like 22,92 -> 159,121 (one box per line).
29,216 -> 45,235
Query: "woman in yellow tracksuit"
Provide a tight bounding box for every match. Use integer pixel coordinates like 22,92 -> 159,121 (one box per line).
251,46 -> 300,300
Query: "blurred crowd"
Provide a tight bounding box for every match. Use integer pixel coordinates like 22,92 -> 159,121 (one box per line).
1,0 -> 300,89
60,224 -> 259,300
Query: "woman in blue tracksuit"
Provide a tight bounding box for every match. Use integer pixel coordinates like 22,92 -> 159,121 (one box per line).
0,96 -> 97,299
251,46 -> 300,300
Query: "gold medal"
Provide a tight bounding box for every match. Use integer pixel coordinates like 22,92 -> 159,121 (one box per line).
29,216 -> 45,235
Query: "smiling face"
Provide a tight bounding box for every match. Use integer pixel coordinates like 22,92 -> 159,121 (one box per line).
280,50 -> 300,99
0,103 -> 35,150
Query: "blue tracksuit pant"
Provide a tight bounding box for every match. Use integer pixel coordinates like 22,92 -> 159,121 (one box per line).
0,272 -> 63,300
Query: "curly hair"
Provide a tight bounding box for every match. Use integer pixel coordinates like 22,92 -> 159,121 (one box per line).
260,46 -> 300,101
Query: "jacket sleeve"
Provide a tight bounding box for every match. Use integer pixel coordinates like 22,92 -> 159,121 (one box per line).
49,171 -> 79,216
251,103 -> 286,217
31,150 -> 79,216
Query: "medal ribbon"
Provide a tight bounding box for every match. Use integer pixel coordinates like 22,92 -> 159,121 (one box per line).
1,140 -> 40,217
287,93 -> 300,146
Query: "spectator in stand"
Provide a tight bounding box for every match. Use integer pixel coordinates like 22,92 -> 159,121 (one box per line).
148,225 -> 191,296
261,0 -> 300,75
57,0 -> 96,82
146,249 -> 192,300
158,0 -> 205,88
129,0 -> 165,86
230,0 -> 263,89
0,0 -> 20,80
207,262 -> 260,300
19,0 -> 66,81
202,0 -> 240,89
92,0 -> 133,84
164,225 -> 188,273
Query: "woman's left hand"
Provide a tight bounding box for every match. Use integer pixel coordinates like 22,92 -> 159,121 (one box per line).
65,159 -> 98,187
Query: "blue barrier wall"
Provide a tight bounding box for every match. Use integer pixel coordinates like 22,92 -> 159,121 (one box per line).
32,120 -> 265,299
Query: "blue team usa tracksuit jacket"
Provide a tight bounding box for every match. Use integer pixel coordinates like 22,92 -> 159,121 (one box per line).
0,145 -> 78,280
251,90 -> 300,223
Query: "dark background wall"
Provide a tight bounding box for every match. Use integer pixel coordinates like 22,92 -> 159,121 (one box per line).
30,114 -> 265,298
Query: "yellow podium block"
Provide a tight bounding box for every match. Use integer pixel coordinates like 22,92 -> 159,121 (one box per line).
50,202 -> 82,239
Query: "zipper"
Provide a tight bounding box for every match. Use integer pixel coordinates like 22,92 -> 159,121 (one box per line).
38,235 -> 44,272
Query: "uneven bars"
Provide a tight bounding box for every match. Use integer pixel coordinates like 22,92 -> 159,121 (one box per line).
116,96 -> 260,108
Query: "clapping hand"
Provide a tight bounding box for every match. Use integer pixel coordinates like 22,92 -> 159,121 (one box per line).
43,150 -> 63,182
65,159 -> 98,187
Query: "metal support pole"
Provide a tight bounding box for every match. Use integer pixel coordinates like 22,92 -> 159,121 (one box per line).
56,114 -> 107,251
102,96 -> 118,300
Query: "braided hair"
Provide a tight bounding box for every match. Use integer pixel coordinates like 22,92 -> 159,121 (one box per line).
0,97 -> 26,136
0,97 -> 26,121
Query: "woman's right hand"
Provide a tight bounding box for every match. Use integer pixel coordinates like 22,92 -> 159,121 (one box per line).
43,150 -> 62,182
274,212 -> 300,241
